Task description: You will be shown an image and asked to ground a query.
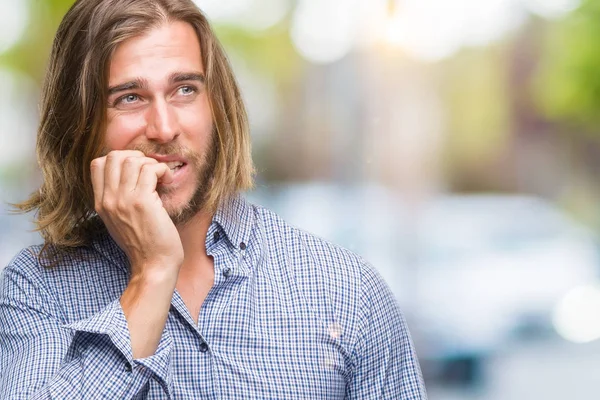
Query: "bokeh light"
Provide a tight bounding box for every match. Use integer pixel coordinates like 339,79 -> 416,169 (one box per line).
0,0 -> 29,54
553,285 -> 600,343
525,0 -> 580,19
384,0 -> 524,61
290,0 -> 358,64
195,0 -> 290,30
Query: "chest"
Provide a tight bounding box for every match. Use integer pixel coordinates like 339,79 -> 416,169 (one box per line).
158,270 -> 350,399
176,261 -> 215,325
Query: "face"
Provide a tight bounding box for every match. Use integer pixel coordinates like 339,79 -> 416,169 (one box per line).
104,21 -> 215,225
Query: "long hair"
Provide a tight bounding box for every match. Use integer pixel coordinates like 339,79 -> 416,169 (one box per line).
15,0 -> 254,257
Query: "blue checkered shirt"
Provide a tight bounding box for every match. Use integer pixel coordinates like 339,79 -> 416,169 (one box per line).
0,195 -> 427,399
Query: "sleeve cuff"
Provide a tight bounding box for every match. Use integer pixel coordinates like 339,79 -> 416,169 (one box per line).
63,299 -> 134,360
135,330 -> 173,395
63,299 -> 174,394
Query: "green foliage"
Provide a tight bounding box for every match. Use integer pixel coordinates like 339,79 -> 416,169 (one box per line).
534,0 -> 600,130
439,45 -> 512,165
214,24 -> 301,84
0,0 -> 73,81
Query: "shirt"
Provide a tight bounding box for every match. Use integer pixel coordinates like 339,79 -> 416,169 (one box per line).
0,194 -> 427,399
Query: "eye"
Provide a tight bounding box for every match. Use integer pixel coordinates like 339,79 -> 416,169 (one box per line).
113,94 -> 140,107
121,94 -> 139,103
178,85 -> 197,96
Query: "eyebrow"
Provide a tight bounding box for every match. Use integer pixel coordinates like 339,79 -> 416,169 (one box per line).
170,72 -> 205,84
107,72 -> 205,96
107,78 -> 148,96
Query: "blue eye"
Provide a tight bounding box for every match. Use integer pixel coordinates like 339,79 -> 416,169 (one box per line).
122,94 -> 138,103
111,94 -> 140,108
179,86 -> 196,95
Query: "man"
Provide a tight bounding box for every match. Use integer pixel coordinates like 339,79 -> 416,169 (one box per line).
0,0 -> 427,398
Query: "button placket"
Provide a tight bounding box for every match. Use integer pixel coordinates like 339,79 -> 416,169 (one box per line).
199,341 -> 209,353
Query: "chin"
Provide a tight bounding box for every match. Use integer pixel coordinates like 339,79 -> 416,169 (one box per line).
162,189 -> 204,226
161,193 -> 189,212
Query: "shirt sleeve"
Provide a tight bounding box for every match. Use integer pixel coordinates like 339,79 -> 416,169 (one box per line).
346,264 -> 428,400
0,251 -> 174,399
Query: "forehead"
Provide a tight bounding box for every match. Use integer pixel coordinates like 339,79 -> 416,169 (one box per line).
108,21 -> 203,85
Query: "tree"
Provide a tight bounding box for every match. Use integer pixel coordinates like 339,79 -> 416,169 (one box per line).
534,0 -> 600,132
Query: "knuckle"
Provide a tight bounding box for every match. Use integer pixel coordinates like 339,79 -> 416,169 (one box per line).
132,199 -> 145,211
90,158 -> 102,170
115,199 -> 128,212
105,151 -> 120,163
123,157 -> 137,167
140,163 -> 153,174
101,198 -> 115,211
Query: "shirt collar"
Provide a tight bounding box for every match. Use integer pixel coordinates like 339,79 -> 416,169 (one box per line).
211,193 -> 255,251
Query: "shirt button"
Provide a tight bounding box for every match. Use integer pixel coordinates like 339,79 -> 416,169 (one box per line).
124,362 -> 132,372
223,268 -> 231,278
213,231 -> 221,243
239,242 -> 246,250
199,342 -> 209,353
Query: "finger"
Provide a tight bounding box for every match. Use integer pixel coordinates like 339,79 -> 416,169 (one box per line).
103,150 -> 146,195
158,164 -> 175,185
120,157 -> 158,192
135,163 -> 174,194
90,156 -> 106,211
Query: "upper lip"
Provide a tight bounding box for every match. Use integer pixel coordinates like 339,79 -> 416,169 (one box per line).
147,154 -> 188,165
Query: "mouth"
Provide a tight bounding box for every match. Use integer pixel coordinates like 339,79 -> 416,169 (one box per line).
165,161 -> 186,172
146,154 -> 188,173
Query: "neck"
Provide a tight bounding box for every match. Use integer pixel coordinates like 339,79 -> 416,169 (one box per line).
176,209 -> 214,266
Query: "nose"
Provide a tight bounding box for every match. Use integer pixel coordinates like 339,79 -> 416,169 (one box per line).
145,99 -> 180,143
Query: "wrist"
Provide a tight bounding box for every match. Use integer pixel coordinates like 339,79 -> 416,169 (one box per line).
129,264 -> 179,288
121,267 -> 178,319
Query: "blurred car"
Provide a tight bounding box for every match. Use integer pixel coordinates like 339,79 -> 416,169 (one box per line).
246,182 -> 600,386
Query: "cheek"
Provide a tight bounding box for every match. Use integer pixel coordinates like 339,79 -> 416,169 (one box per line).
104,113 -> 147,150
180,101 -> 213,147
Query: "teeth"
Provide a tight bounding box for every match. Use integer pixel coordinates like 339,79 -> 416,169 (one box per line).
166,161 -> 184,170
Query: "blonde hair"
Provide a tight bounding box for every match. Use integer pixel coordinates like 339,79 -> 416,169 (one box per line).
15,0 -> 254,257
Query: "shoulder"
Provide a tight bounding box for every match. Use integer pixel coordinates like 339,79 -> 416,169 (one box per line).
2,241 -> 126,322
253,202 -> 371,279
2,244 -> 88,286
1,245 -> 56,313
3,243 -> 103,279
252,203 -> 392,310
251,202 -> 402,349
2,245 -> 47,285
2,241 -> 117,297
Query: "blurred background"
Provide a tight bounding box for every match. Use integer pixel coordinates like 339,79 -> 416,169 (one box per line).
3,0 -> 600,398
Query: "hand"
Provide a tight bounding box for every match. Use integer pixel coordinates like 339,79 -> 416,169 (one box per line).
90,150 -> 184,279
